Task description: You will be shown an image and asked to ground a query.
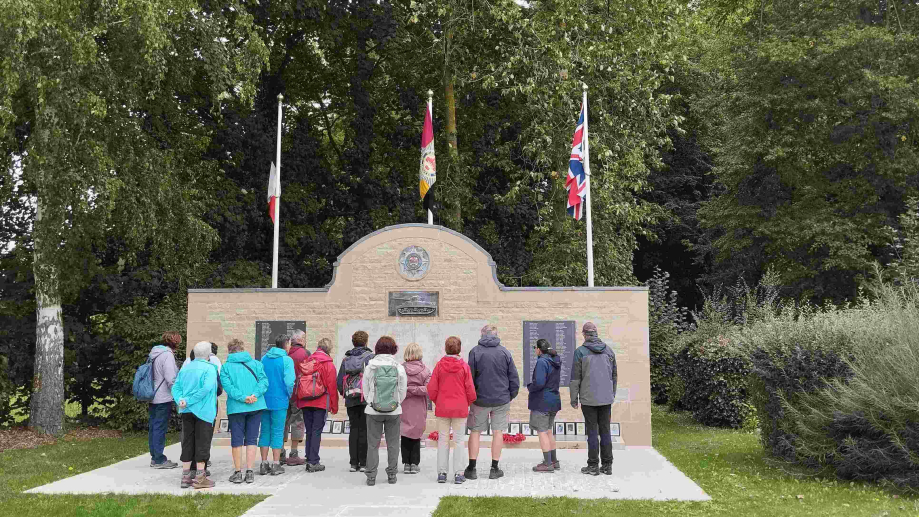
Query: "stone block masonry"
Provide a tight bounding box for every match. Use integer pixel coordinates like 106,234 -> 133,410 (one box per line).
188,224 -> 651,446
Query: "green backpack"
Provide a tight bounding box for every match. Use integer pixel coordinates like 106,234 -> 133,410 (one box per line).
371,364 -> 399,413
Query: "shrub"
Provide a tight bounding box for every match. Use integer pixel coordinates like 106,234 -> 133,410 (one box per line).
674,328 -> 753,428
762,283 -> 919,487
647,268 -> 691,404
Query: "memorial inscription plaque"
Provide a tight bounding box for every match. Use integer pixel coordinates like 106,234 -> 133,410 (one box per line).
388,291 -> 439,316
254,320 -> 306,359
522,320 -> 577,386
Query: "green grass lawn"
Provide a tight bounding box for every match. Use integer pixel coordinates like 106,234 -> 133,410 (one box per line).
0,431 -> 266,517
434,406 -> 919,517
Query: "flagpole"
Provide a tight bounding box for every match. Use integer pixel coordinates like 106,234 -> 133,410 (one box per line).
583,83 -> 594,287
427,90 -> 434,225
272,94 -> 282,289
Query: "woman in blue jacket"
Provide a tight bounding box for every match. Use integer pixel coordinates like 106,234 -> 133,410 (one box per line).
258,334 -> 296,475
220,338 -> 269,484
527,339 -> 562,473
172,341 -> 220,489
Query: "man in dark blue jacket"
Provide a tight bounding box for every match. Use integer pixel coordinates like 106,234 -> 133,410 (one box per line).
465,325 -> 520,480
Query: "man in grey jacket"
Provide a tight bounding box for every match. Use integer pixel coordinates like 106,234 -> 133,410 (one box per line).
569,322 -> 617,476
149,332 -> 181,469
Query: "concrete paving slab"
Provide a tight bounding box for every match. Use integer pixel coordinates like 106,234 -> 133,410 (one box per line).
29,444 -> 709,516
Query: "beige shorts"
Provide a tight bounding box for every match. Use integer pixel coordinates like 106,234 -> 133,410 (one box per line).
466,402 -> 510,433
284,401 -> 304,441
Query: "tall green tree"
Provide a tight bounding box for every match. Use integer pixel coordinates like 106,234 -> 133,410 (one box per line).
0,0 -> 267,434
698,0 -> 919,301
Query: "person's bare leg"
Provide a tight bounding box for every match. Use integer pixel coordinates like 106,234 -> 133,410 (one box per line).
491,431 -> 503,461
289,439 -> 300,455
246,445 -> 257,470
538,431 -> 551,452
468,431 -> 480,460
260,447 -> 269,461
197,461 -> 206,472
272,448 -> 281,462
231,447 -> 242,471
182,461 -> 192,470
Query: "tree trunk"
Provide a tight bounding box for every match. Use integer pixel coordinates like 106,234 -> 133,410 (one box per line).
443,28 -> 463,231
31,196 -> 65,436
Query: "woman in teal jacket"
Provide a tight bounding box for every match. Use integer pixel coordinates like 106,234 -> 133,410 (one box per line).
220,339 -> 269,484
172,340 -> 219,489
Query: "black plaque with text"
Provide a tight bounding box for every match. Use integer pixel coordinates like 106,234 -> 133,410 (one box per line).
522,320 -> 577,387
255,321 -> 306,359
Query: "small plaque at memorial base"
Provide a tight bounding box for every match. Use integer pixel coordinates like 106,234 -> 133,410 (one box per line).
388,291 -> 439,316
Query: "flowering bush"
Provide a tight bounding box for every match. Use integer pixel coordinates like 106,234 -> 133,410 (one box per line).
503,433 -> 527,444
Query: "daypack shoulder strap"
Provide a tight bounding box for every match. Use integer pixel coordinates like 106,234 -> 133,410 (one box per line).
240,362 -> 258,382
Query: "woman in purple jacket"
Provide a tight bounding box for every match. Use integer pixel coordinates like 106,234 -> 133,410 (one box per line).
400,343 -> 431,474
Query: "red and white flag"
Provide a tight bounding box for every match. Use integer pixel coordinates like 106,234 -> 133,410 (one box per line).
267,161 -> 280,223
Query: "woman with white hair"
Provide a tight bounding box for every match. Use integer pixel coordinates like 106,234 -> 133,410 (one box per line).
172,340 -> 220,489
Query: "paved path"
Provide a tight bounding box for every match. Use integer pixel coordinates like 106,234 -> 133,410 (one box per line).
29,444 -> 709,515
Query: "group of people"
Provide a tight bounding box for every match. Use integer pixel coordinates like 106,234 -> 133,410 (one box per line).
145,322 -> 618,489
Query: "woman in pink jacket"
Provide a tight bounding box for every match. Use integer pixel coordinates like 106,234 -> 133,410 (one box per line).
400,343 -> 431,475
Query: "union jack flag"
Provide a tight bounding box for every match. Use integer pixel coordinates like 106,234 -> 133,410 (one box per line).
565,103 -> 588,220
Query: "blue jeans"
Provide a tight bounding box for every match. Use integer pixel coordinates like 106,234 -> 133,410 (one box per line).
301,407 -> 327,465
581,404 -> 613,467
148,402 -> 172,464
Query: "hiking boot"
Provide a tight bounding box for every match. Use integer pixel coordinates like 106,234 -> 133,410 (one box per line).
463,467 -> 477,480
245,470 -> 255,484
180,470 -> 193,489
259,462 -> 270,475
553,460 -> 560,470
229,471 -> 243,484
286,450 -> 305,466
412,464 -> 420,474
532,462 -> 554,473
387,472 -> 397,484
192,472 -> 216,489
279,449 -> 287,465
488,467 -> 504,480
366,477 -> 376,486
404,464 -> 412,474
350,465 -> 359,472
270,463 -> 285,476
437,473 -> 447,484
454,473 -> 466,484
600,464 -> 613,476
306,463 -> 326,473
581,465 -> 600,476
152,460 -> 179,469
359,466 -> 366,472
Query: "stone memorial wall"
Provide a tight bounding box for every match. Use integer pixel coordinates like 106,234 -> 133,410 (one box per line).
187,223 -> 651,445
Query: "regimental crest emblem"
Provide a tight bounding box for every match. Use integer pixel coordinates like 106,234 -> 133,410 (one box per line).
398,245 -> 431,281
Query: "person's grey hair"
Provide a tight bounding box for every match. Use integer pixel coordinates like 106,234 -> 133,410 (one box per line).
316,338 -> 332,354
275,334 -> 291,349
193,341 -> 211,360
291,329 -> 306,345
481,324 -> 498,338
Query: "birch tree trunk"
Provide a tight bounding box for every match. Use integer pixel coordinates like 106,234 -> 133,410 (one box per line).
30,195 -> 65,436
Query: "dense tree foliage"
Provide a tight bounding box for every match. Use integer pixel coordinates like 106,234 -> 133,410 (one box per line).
3,0 -> 919,429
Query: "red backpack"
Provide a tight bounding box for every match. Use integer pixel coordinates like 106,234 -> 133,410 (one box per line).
296,359 -> 327,401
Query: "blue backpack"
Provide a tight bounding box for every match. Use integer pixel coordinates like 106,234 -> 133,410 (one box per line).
133,356 -> 165,402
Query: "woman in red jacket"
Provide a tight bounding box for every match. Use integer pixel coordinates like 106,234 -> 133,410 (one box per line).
296,338 -> 339,473
427,336 -> 476,484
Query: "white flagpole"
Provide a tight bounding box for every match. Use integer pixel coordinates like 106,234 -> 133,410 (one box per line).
583,83 -> 594,287
272,94 -> 282,289
427,90 -> 434,225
